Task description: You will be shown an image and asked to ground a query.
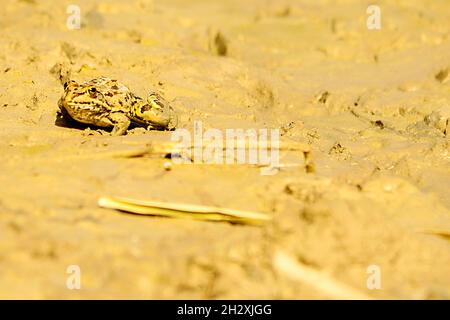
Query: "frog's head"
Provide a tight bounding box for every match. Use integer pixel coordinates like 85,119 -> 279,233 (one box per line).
130,92 -> 178,130
58,80 -> 108,113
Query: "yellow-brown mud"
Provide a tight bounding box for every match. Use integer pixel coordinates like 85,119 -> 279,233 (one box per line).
0,0 -> 449,299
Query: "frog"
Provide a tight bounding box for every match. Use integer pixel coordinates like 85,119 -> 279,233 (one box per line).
57,77 -> 178,135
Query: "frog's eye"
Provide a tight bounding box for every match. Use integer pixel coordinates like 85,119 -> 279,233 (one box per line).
147,93 -> 165,110
88,87 -> 99,97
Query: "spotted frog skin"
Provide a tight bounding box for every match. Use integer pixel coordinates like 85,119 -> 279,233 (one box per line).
58,77 -> 178,135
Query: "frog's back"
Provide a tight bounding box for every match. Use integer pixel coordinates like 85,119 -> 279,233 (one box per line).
83,77 -> 138,113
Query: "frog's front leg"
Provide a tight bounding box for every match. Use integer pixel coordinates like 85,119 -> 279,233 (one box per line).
109,112 -> 131,136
